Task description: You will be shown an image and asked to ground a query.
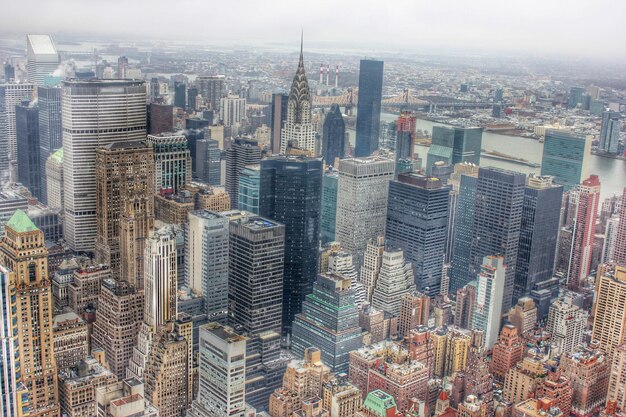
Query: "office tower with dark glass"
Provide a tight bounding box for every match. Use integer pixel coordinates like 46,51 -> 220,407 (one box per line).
271,93 -> 289,154
541,129 -> 590,191
174,81 -> 186,109
426,126 -> 483,174
291,273 -> 363,373
26,34 -> 59,86
226,211 -> 287,411
259,156 -> 323,334
395,112 -> 417,175
386,173 -> 450,296
448,171 -> 478,294
599,110 -> 621,154
0,82 -> 34,183
513,175 -> 563,301
469,167 -> 526,314
321,168 -> 339,244
226,138 -> 261,208
355,59 -> 384,157
322,104 -> 346,166
238,164 -> 260,214
37,84 -> 62,204
147,103 -> 174,135
16,102 -> 43,200
195,138 -> 221,185
62,79 -> 147,253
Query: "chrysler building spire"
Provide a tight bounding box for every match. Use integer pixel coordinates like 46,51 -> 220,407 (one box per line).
280,35 -> 316,156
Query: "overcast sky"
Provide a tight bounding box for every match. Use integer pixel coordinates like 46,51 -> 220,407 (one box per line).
2,0 -> 625,60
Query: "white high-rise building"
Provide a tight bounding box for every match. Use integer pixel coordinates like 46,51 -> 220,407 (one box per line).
546,296 -> 587,356
327,251 -> 366,307
371,249 -> 416,316
185,210 -> 229,323
335,157 -> 394,268
127,226 -> 178,380
219,94 -> 246,128
280,38 -> 316,156
188,323 -> 247,417
472,255 -> 506,350
45,149 -> 64,210
360,236 -> 386,302
62,79 -> 146,252
0,82 -> 34,182
26,34 -> 59,86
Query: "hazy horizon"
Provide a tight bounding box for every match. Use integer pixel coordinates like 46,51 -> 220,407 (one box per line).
1,0 -> 625,62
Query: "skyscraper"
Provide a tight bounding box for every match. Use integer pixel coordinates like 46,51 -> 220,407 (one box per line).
541,130 -> 590,191
271,93 -> 289,154
360,236 -> 386,302
259,156 -> 323,334
226,210 -> 287,410
592,264 -> 626,355
94,141 -> 155,283
566,175 -> 601,290
147,103 -> 174,135
322,104 -> 346,166
292,273 -> 363,373
0,82 -> 34,182
469,167 -> 526,313
220,94 -> 247,127
238,164 -> 261,214
546,296 -> 587,356
335,157 -> 394,267
16,102 -> 43,199
37,84 -> 62,204
608,344 -> 626,413
613,190 -> 626,265
146,133 -> 192,194
185,210 -> 229,323
280,38 -> 316,156
449,170 -> 479,294
513,175 -> 563,301
0,210 -> 60,417
471,256 -> 506,350
321,168 -> 339,244
195,138 -> 222,185
226,138 -> 261,208
144,227 -> 178,331
599,110 -> 621,154
394,112 -> 417,175
196,75 -> 225,111
355,60 -> 384,157
26,34 -> 59,86
371,249 -> 416,316
174,81 -> 186,109
188,323 -> 247,417
45,148 -> 63,210
386,173 -> 450,296
426,127 -> 483,174
62,79 -> 147,252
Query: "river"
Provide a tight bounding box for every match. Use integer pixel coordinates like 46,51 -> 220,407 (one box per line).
347,112 -> 625,201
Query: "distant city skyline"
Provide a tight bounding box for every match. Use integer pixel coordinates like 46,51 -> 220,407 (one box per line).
0,0 -> 625,60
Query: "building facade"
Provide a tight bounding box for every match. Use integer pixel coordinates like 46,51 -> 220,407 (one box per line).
354,60 -> 384,157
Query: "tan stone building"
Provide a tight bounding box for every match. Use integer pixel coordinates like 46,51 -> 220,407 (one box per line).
398,292 -> 430,339
321,375 -> 361,417
68,265 -> 111,316
503,353 -> 548,404
507,297 -> 537,336
94,141 -> 155,285
490,324 -> 524,383
91,279 -> 144,378
144,326 -> 189,417
58,356 -> 117,417
53,311 -> 89,371
95,378 -> 159,417
431,326 -> 471,378
0,210 -> 60,417
592,264 -> 626,355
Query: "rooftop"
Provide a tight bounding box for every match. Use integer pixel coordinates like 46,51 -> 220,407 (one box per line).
27,34 -> 57,56
5,209 -> 39,233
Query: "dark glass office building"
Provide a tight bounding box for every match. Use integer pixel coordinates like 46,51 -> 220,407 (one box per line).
16,103 -> 42,200
322,104 -> 345,166
426,126 -> 482,174
355,60 -> 384,157
291,273 -> 363,373
320,169 -> 339,244
541,129 -> 588,191
226,138 -> 261,207
195,139 -> 221,185
38,85 -> 62,204
513,175 -> 563,302
174,81 -> 186,109
385,173 -> 450,296
469,167 -> 526,313
259,156 -> 323,335
449,174 -> 478,294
